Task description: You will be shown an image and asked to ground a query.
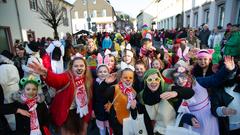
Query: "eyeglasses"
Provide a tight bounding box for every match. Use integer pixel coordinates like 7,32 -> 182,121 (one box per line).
146,77 -> 161,83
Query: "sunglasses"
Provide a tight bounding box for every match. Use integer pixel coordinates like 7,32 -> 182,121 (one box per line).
146,77 -> 161,83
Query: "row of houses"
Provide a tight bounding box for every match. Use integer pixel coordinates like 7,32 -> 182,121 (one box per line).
0,0 -> 117,53
137,0 -> 240,30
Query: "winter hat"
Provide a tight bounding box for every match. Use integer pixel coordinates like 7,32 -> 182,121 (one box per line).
143,68 -> 162,81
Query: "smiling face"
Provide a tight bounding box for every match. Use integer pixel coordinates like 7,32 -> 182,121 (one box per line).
135,64 -> 146,78
24,83 -> 38,98
107,55 -> 116,72
146,73 -> 161,92
152,60 -> 161,70
16,47 -> 25,58
173,72 -> 188,87
97,65 -> 109,80
123,50 -> 133,64
197,57 -> 211,68
71,59 -> 86,77
120,70 -> 134,88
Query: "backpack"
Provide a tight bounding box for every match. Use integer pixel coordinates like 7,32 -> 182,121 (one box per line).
52,46 -> 62,61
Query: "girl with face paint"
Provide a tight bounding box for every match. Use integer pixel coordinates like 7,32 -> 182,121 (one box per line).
142,68 -> 195,134
104,68 -> 138,135
28,55 -> 93,135
92,65 -> 117,135
167,56 -> 237,135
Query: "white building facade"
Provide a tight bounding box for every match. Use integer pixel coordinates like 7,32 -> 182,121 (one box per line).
0,0 -> 73,53
72,0 -> 116,33
156,0 -> 240,30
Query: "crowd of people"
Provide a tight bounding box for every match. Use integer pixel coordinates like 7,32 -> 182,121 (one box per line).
0,23 -> 240,135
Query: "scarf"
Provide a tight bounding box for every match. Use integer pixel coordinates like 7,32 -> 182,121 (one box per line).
118,81 -> 135,109
75,77 -> 88,118
21,94 -> 42,135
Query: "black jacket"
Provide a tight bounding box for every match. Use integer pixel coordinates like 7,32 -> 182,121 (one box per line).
210,84 -> 240,135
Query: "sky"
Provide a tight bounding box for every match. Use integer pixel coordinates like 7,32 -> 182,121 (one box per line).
66,0 -> 151,18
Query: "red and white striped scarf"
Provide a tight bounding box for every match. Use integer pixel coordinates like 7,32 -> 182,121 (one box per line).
75,77 -> 88,118
118,81 -> 135,109
21,94 -> 41,135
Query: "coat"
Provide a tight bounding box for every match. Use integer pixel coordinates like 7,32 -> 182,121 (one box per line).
211,84 -> 240,135
224,31 -> 240,57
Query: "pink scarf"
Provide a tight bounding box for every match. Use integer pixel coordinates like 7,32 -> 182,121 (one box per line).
118,81 -> 135,109
21,94 -> 41,135
75,77 -> 89,118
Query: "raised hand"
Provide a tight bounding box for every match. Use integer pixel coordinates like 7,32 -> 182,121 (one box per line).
160,91 -> 178,100
28,60 -> 47,77
224,56 -> 235,71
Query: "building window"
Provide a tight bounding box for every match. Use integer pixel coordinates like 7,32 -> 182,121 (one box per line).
186,15 -> 190,27
82,0 -> 86,5
93,0 -> 96,4
102,9 -> 106,17
217,4 -> 225,27
75,11 -> 78,19
62,7 -> 68,26
204,9 -> 209,24
92,10 -> 97,18
1,0 -> 7,3
46,0 -> 52,11
29,0 -> 38,11
193,12 -> 198,28
84,11 -> 87,18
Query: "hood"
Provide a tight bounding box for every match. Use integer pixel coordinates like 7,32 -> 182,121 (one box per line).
0,54 -> 13,64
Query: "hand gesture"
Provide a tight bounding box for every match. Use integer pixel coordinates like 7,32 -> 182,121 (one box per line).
130,99 -> 137,109
28,61 -> 47,77
105,73 -> 117,84
222,107 -> 237,116
17,108 -> 30,117
191,117 -> 200,128
160,91 -> 178,100
224,56 -> 235,71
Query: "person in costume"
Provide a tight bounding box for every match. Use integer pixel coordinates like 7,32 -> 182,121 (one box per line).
45,36 -> 64,74
142,68 -> 195,134
211,66 -> 240,135
102,33 -> 113,51
104,68 -> 137,135
28,53 -> 93,135
12,75 -> 50,135
163,56 -> 237,135
192,49 -> 215,77
92,63 -> 117,135
151,58 -> 165,73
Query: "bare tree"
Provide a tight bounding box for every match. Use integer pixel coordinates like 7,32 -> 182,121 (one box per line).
38,1 -> 63,38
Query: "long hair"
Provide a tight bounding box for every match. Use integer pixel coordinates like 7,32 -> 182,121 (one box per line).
68,57 -> 93,100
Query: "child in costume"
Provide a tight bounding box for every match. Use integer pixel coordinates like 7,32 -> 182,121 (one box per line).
104,68 -> 137,135
192,49 -> 215,77
163,56 -> 237,135
142,68 -> 195,134
93,58 -> 117,135
12,75 -> 50,135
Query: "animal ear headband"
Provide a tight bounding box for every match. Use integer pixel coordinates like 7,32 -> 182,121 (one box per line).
197,49 -> 215,59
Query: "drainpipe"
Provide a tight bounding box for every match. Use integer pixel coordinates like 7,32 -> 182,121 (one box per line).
70,6 -> 74,34
14,0 -> 23,41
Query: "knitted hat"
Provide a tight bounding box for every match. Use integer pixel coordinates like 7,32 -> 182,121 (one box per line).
143,68 -> 162,80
